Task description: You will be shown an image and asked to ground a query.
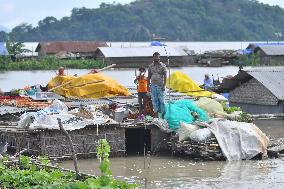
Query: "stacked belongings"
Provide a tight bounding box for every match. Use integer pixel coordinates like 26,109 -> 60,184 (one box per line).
17,100 -> 109,131
0,95 -> 51,110
170,122 -> 224,160
48,73 -> 130,99
152,99 -> 208,133
170,119 -> 269,161
153,97 -> 269,161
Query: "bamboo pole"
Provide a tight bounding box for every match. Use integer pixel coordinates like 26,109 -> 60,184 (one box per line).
48,64 -> 116,92
65,80 -> 104,89
57,118 -> 80,179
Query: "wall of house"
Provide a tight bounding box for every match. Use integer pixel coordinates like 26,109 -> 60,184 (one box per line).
229,78 -> 279,106
0,125 -> 126,158
230,102 -> 284,114
270,56 -> 284,65
229,78 -> 282,114
258,50 -> 284,65
0,124 -> 171,158
38,49 -> 46,57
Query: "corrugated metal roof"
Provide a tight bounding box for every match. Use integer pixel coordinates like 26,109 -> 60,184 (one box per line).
247,43 -> 284,50
0,42 -> 9,55
257,45 -> 284,56
243,66 -> 284,72
247,70 -> 284,100
21,42 -> 38,57
35,41 -> 108,53
96,46 -> 188,58
218,67 -> 284,100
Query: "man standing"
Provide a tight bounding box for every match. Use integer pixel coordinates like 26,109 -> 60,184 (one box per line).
58,67 -> 65,76
203,74 -> 213,90
148,52 -> 167,118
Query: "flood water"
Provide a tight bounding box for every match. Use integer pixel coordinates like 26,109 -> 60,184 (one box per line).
60,119 -> 284,189
0,66 -> 239,91
2,66 -> 284,188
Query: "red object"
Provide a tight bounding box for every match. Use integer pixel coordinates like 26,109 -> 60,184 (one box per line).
89,69 -> 99,74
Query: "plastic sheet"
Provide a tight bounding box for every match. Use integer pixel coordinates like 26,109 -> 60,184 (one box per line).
189,128 -> 212,142
207,118 -> 269,161
152,118 -> 172,133
195,97 -> 227,117
177,122 -> 200,142
166,71 -> 214,97
164,99 -> 208,130
18,100 -> 109,131
48,73 -> 130,99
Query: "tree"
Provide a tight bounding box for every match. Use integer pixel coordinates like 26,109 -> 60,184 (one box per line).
0,31 -> 8,41
5,37 -> 25,61
5,0 -> 284,41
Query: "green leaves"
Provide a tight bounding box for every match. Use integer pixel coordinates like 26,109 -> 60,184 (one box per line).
224,106 -> 241,114
0,140 -> 137,189
97,139 -> 112,177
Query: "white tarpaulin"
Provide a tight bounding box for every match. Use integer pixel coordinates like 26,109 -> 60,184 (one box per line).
207,118 -> 269,161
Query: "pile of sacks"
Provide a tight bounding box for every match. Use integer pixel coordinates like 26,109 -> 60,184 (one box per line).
152,97 -> 269,161
172,119 -> 269,161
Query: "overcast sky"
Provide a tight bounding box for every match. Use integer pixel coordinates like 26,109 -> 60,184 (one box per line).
0,0 -> 284,29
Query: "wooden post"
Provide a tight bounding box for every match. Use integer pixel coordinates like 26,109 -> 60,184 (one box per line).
57,118 -> 80,179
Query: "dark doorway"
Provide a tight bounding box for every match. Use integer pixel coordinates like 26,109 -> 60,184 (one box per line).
125,128 -> 151,155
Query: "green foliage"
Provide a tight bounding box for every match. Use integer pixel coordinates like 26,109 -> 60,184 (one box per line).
0,56 -> 105,71
6,0 -> 284,41
5,38 -> 25,57
239,53 -> 261,66
236,112 -> 254,123
0,140 -> 137,189
97,139 -> 111,176
270,59 -> 280,66
0,156 -> 75,189
224,106 -> 241,114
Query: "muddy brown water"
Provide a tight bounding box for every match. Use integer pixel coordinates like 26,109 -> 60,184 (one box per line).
60,118 -> 284,189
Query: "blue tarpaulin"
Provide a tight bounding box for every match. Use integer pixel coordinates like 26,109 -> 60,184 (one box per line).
0,42 -> 9,55
238,49 -> 253,55
150,41 -> 165,46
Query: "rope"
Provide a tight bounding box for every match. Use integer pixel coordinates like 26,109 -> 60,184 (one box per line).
163,45 -> 171,102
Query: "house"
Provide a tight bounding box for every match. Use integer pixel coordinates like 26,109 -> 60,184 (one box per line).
218,67 -> 284,114
15,42 -> 38,58
0,42 -> 9,56
245,43 -> 284,65
246,42 -> 284,51
254,45 -> 284,65
35,41 -> 108,58
94,46 -> 190,68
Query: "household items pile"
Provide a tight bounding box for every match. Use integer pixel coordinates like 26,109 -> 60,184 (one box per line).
17,100 -> 109,131
170,119 -> 269,161
0,95 -> 51,109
